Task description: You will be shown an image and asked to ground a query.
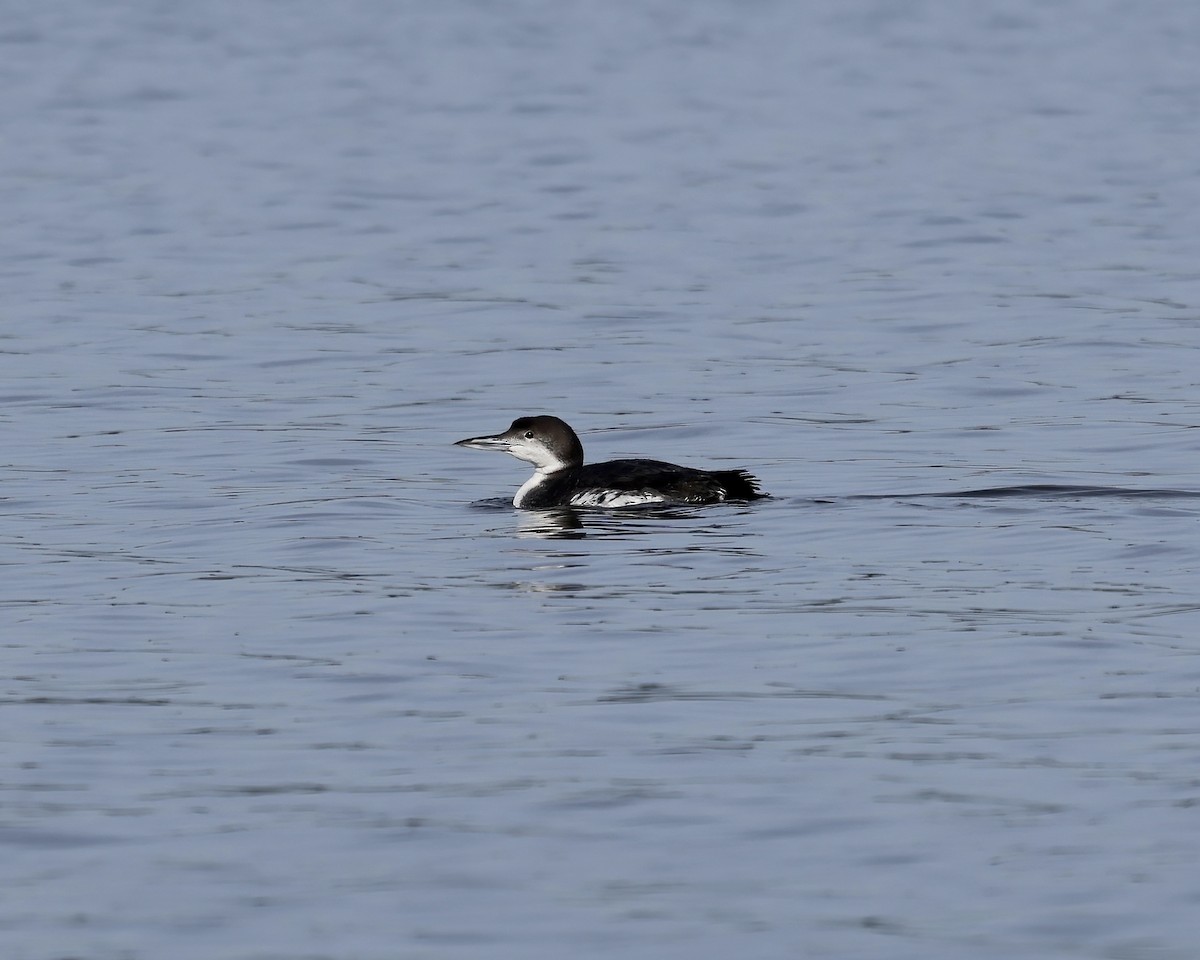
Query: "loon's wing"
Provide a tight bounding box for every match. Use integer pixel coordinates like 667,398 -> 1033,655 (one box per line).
576,459 -> 765,504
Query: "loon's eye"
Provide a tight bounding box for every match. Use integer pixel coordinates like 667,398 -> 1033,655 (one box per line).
523,431 -> 534,439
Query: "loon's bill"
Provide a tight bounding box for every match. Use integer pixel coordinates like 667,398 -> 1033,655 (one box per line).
455,415 -> 766,509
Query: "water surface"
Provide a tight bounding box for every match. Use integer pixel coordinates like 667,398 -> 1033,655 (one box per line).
4,2 -> 1200,958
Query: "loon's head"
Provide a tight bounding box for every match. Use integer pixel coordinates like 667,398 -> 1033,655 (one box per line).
455,415 -> 584,473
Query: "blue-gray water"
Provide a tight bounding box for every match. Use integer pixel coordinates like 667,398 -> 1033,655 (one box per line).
4,2 -> 1200,958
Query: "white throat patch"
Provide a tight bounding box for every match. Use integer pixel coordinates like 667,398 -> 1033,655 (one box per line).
513,469 -> 553,508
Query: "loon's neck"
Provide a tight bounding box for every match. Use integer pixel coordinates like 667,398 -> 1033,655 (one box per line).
513,466 -> 569,508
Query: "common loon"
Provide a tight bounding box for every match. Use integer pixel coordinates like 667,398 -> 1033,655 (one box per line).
455,415 -> 766,509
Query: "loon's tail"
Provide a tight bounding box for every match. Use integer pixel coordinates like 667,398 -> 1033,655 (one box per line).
717,470 -> 767,501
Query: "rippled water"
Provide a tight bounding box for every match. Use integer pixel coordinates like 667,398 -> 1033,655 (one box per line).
4,2 -> 1200,958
